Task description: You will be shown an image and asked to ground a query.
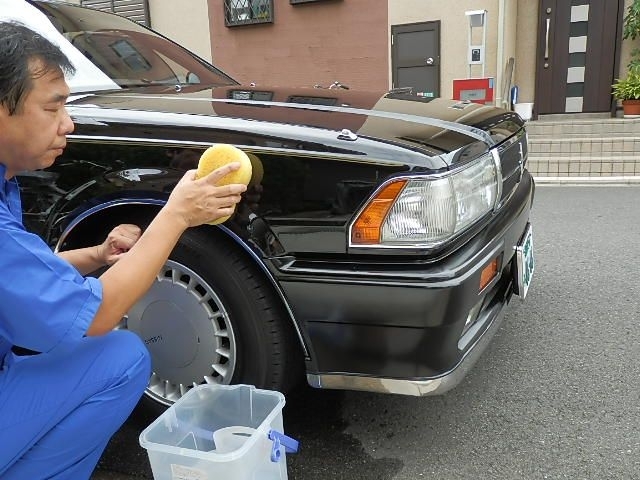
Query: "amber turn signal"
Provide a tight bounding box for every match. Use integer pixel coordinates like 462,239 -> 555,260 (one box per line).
351,180 -> 407,245
479,257 -> 499,292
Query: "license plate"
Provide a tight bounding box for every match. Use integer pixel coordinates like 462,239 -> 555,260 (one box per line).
515,223 -> 535,299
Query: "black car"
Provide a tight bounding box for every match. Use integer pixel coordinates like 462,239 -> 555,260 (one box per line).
16,0 -> 535,412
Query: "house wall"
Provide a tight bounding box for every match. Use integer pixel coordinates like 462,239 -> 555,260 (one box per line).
514,0 -> 537,103
496,0 -> 519,106
387,0 -> 545,107
77,0 -> 638,108
389,0 -> 500,100
206,0 -> 388,90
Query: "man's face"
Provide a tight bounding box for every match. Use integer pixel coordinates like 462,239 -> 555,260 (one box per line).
0,59 -> 74,179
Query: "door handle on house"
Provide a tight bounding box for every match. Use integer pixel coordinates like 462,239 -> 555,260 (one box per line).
544,16 -> 551,68
426,57 -> 434,65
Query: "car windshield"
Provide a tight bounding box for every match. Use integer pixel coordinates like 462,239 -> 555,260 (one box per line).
29,1 -> 238,92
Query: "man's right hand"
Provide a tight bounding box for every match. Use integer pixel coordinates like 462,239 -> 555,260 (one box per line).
165,163 -> 247,228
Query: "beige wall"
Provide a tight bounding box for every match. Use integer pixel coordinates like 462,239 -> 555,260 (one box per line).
148,0 -> 213,62
389,0 -> 513,102
514,0 -> 537,103
501,0 -> 518,103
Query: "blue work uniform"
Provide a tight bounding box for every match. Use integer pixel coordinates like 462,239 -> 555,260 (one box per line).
0,164 -> 151,480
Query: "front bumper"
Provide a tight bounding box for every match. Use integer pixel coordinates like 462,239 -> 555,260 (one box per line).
307,297 -> 509,396
277,172 -> 534,396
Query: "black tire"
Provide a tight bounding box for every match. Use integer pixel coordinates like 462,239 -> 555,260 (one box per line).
125,227 -> 302,415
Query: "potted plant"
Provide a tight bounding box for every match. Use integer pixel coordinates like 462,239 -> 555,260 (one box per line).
612,66 -> 640,116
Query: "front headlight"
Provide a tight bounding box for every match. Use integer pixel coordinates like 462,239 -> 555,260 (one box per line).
350,151 -> 500,248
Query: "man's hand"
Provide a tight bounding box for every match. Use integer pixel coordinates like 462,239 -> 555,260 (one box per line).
96,224 -> 142,266
164,163 -> 247,228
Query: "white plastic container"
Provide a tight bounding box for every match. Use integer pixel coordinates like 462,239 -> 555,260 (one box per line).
139,384 -> 292,480
514,102 -> 534,121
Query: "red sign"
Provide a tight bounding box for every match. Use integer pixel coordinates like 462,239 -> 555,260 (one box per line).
452,77 -> 494,105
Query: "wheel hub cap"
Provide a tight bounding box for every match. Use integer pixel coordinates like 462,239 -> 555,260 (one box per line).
124,260 -> 237,405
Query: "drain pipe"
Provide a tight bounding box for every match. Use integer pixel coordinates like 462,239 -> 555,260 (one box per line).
496,0 -> 506,108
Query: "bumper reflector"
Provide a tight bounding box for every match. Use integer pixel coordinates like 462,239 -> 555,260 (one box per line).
479,257 -> 499,292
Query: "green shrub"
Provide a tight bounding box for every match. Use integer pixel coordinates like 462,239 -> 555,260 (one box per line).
614,1 -> 640,100
612,67 -> 640,101
624,0 -> 640,70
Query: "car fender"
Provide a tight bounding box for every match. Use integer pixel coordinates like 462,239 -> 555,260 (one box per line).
54,196 -> 310,359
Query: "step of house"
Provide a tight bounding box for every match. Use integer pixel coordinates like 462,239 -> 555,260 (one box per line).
527,155 -> 640,176
528,136 -> 640,156
524,116 -> 640,177
526,116 -> 640,137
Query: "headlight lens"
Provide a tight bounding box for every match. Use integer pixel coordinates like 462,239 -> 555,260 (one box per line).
373,153 -> 499,247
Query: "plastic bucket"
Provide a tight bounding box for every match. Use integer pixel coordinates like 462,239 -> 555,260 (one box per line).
514,102 -> 534,121
139,384 -> 293,480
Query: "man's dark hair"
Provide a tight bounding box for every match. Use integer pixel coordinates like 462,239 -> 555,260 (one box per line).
0,22 -> 75,115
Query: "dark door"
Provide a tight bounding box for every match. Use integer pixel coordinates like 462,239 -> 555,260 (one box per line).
391,21 -> 440,98
535,0 -> 623,114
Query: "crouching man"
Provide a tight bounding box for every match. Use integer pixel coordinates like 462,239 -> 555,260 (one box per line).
0,22 -> 246,480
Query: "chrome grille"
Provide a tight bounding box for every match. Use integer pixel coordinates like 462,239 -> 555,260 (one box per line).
496,129 -> 527,207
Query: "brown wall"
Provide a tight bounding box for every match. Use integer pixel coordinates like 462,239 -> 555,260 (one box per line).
207,0 -> 388,91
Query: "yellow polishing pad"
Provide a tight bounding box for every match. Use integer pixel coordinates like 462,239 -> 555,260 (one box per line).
196,144 -> 253,185
196,144 -> 253,224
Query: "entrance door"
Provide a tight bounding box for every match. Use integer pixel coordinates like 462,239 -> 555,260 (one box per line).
535,0 -> 623,114
391,21 -> 440,98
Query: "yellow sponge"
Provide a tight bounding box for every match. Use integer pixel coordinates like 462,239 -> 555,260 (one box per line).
196,144 -> 253,224
196,144 -> 253,185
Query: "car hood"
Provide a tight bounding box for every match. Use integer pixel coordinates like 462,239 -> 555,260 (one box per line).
68,84 -> 524,165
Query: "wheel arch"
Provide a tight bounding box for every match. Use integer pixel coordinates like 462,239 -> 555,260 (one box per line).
55,198 -> 310,359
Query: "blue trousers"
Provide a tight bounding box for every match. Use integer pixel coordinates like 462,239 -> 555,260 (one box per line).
0,330 -> 151,479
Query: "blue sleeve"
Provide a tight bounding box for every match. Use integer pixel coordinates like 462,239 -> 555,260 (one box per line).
0,211 -> 103,353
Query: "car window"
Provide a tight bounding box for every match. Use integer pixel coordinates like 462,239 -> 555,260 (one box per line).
0,0 -> 119,92
2,0 -> 238,92
35,1 -> 238,89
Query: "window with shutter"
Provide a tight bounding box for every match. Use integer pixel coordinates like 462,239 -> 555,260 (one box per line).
224,0 -> 273,27
80,0 -> 149,27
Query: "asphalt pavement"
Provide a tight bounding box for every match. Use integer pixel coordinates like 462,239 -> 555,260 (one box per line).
92,184 -> 640,479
